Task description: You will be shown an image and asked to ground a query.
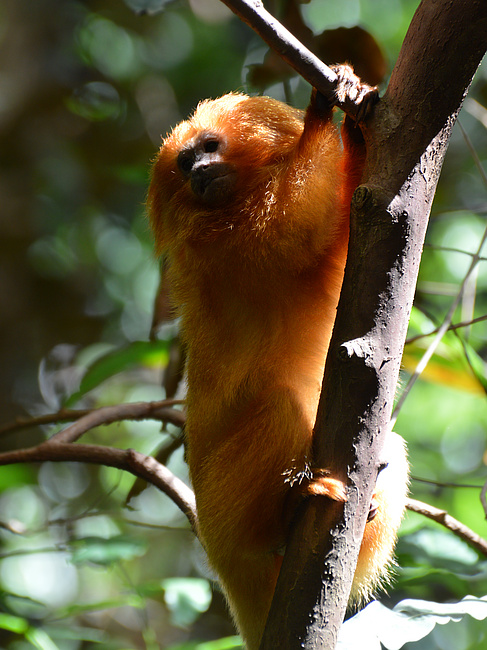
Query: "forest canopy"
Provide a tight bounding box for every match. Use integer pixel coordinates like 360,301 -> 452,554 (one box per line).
0,0 -> 486,648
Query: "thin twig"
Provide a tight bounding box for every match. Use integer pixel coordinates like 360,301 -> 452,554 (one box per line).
423,243 -> 487,261
411,476 -> 484,489
49,400 -> 185,444
392,118 -> 487,425
0,399 -> 185,439
0,408 -> 92,436
405,313 -> 487,344
392,194 -> 487,426
406,497 -> 487,556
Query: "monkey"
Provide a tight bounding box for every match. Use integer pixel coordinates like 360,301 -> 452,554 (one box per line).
147,65 -> 409,649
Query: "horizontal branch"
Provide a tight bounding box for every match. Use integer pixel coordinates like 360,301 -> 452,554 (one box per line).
0,399 -> 185,440
2,420 -> 484,561
405,313 -> 487,344
406,497 -> 487,556
49,400 -> 185,444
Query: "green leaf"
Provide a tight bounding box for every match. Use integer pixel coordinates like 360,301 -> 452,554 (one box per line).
193,638 -> 243,650
65,340 -> 170,406
161,578 -> 212,627
0,612 -> 29,634
338,595 -> 487,650
70,535 -> 147,566
0,465 -> 36,491
65,82 -> 121,122
404,528 -> 479,566
25,628 -> 61,650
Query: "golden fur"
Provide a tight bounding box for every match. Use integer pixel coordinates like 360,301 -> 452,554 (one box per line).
148,88 -> 408,649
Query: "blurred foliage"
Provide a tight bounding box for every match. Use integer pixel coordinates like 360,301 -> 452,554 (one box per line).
0,0 -> 486,648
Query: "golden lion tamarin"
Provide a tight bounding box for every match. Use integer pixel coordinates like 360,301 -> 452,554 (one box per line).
147,66 -> 408,649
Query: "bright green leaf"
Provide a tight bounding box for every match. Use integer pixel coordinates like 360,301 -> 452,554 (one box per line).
194,637 -> 243,650
0,612 -> 29,634
0,465 -> 36,492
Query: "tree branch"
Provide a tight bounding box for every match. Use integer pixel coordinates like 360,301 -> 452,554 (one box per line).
49,400 -> 185,443
405,313 -> 487,345
0,399 -> 185,438
406,498 -> 487,557
0,400 -> 194,531
218,0 -> 371,118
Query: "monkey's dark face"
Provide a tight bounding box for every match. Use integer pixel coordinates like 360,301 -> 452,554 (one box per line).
176,130 -> 237,206
148,93 -> 306,251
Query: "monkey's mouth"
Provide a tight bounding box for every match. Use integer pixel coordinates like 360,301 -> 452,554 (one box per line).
191,164 -> 237,205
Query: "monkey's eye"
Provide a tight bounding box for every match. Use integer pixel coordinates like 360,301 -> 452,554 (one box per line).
177,151 -> 194,175
203,139 -> 219,153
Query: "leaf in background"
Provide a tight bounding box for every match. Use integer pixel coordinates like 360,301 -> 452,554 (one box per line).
65,340 -> 170,406
0,613 -> 29,634
70,535 -> 148,566
404,306 -> 487,393
400,528 -> 479,569
0,465 -> 36,491
56,596 -> 145,619
403,323 -> 487,395
25,627 -> 61,650
402,346 -> 486,394
65,82 -> 122,122
161,578 -> 212,627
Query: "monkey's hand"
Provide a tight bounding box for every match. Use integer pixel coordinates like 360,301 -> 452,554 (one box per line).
307,63 -> 378,131
331,63 -> 379,123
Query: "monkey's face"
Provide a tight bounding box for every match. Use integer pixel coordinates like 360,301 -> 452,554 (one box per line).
176,130 -> 237,206
147,93 -> 305,252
